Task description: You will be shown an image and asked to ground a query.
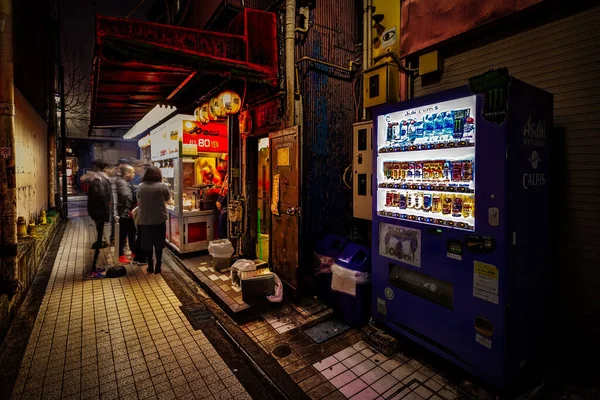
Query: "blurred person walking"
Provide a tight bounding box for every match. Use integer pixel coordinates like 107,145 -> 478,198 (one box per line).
136,166 -> 170,274
116,165 -> 137,264
85,160 -> 112,278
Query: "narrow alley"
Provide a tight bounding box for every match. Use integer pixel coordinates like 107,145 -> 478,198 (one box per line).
6,217 -> 251,400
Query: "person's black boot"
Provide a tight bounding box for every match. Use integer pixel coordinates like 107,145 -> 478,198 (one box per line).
154,264 -> 161,274
147,261 -> 154,274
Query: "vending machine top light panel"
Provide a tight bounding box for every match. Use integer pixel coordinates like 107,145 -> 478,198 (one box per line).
376,95 -> 477,231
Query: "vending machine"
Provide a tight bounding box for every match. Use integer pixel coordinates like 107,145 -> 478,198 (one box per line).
371,77 -> 552,388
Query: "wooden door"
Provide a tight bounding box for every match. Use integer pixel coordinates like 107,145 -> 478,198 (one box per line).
270,126 -> 301,294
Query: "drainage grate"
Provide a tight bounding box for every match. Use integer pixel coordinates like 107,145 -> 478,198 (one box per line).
180,305 -> 214,330
272,344 -> 292,358
304,319 -> 350,344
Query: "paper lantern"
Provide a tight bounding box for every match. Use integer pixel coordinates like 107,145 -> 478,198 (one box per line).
200,103 -> 210,123
205,102 -> 217,121
194,106 -> 206,123
209,96 -> 224,118
218,90 -> 242,114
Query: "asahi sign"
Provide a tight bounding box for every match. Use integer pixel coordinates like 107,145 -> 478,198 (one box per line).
522,117 -> 546,190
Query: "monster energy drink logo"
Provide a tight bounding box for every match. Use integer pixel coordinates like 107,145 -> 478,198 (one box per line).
469,68 -> 510,126
487,88 -> 507,113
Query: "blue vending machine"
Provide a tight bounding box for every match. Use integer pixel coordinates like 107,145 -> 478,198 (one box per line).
371,76 -> 553,388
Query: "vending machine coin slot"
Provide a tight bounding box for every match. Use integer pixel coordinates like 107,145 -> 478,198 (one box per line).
475,317 -> 494,337
465,235 -> 496,254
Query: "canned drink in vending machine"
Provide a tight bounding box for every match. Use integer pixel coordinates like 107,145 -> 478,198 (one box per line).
401,162 -> 409,180
423,162 -> 432,181
407,192 -> 416,209
407,162 -> 415,180
423,193 -> 432,212
462,160 -> 473,182
415,162 -> 423,181
452,195 -> 464,217
462,195 -> 473,218
414,192 -> 424,210
442,194 -> 453,215
392,191 -> 401,207
399,192 -> 407,209
385,191 -> 394,207
432,194 -> 442,213
452,161 -> 463,182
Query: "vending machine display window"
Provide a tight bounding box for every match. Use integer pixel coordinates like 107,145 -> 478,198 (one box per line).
376,95 -> 476,231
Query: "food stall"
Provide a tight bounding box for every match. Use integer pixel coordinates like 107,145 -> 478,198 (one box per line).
148,114 -> 228,253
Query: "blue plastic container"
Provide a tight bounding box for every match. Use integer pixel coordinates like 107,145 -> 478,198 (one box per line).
332,243 -> 372,328
313,234 -> 348,306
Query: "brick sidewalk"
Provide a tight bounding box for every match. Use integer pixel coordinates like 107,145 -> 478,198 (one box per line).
9,217 -> 251,400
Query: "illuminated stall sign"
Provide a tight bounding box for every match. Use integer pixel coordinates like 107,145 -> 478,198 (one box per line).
182,121 -> 228,153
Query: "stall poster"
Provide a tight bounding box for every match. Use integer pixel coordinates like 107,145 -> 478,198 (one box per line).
379,223 -> 421,268
271,174 -> 280,216
182,121 -> 228,153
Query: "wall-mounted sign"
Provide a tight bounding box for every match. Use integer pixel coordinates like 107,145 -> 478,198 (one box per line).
182,121 -> 228,153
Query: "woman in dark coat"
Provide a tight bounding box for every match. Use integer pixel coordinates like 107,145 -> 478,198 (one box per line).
136,166 -> 170,274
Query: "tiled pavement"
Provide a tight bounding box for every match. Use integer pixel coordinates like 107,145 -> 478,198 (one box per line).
9,217 -> 251,400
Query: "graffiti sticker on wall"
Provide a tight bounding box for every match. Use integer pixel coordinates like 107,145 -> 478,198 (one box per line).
379,223 -> 421,268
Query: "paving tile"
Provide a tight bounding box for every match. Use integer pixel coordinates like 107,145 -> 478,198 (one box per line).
340,378 -> 369,398
350,386 -> 379,400
291,366 -> 319,383
299,373 -> 328,392
330,370 -> 358,389
351,359 -> 377,377
321,362 -> 348,380
372,374 -> 399,394
307,381 -> 337,400
333,346 -> 357,362
391,363 -> 417,381
342,353 -> 367,369
380,358 -> 402,372
313,356 -> 337,372
361,366 -> 387,386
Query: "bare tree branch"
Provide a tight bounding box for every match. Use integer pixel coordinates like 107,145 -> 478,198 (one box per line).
61,42 -> 91,137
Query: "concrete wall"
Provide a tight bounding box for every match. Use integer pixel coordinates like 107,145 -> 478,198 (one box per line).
15,88 -> 49,221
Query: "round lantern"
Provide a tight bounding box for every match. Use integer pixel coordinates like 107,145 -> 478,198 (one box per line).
218,90 -> 242,114
209,96 -> 224,118
200,103 -> 210,123
194,106 -> 206,123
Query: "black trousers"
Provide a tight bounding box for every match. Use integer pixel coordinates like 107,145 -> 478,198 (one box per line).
118,217 -> 136,257
133,225 -> 146,262
92,220 -> 104,269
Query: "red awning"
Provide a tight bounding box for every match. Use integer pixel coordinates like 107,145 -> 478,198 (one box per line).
89,9 -> 277,133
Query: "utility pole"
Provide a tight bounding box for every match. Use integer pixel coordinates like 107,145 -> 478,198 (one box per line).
0,0 -> 19,296
55,0 -> 67,217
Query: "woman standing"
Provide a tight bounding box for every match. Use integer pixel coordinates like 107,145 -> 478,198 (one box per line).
136,166 -> 170,274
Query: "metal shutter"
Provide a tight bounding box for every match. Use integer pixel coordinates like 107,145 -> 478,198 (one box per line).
413,8 -> 600,321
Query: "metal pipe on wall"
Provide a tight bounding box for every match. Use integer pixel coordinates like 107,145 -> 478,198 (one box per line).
0,0 -> 19,295
367,0 -> 373,70
285,0 -> 296,127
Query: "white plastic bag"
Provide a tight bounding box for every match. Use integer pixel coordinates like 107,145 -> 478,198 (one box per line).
331,263 -> 371,296
208,239 -> 234,258
230,259 -> 256,288
267,273 -> 283,303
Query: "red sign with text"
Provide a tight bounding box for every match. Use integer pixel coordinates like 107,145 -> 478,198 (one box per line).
182,121 -> 228,153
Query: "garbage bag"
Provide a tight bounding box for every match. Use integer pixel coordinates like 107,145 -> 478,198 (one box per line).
230,259 -> 256,288
267,273 -> 283,303
208,239 -> 234,258
331,263 -> 371,296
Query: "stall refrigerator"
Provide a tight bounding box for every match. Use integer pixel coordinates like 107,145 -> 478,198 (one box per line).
371,79 -> 552,388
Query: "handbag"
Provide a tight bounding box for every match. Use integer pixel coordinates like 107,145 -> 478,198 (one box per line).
131,206 -> 140,225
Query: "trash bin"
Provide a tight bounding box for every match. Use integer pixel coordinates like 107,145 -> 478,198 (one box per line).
208,239 -> 234,271
331,243 -> 371,328
313,234 -> 348,306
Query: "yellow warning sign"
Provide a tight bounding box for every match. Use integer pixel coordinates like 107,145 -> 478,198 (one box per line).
473,261 -> 499,304
475,262 -> 498,279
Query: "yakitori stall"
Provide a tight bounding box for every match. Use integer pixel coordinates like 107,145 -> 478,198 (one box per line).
148,114 -> 228,253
